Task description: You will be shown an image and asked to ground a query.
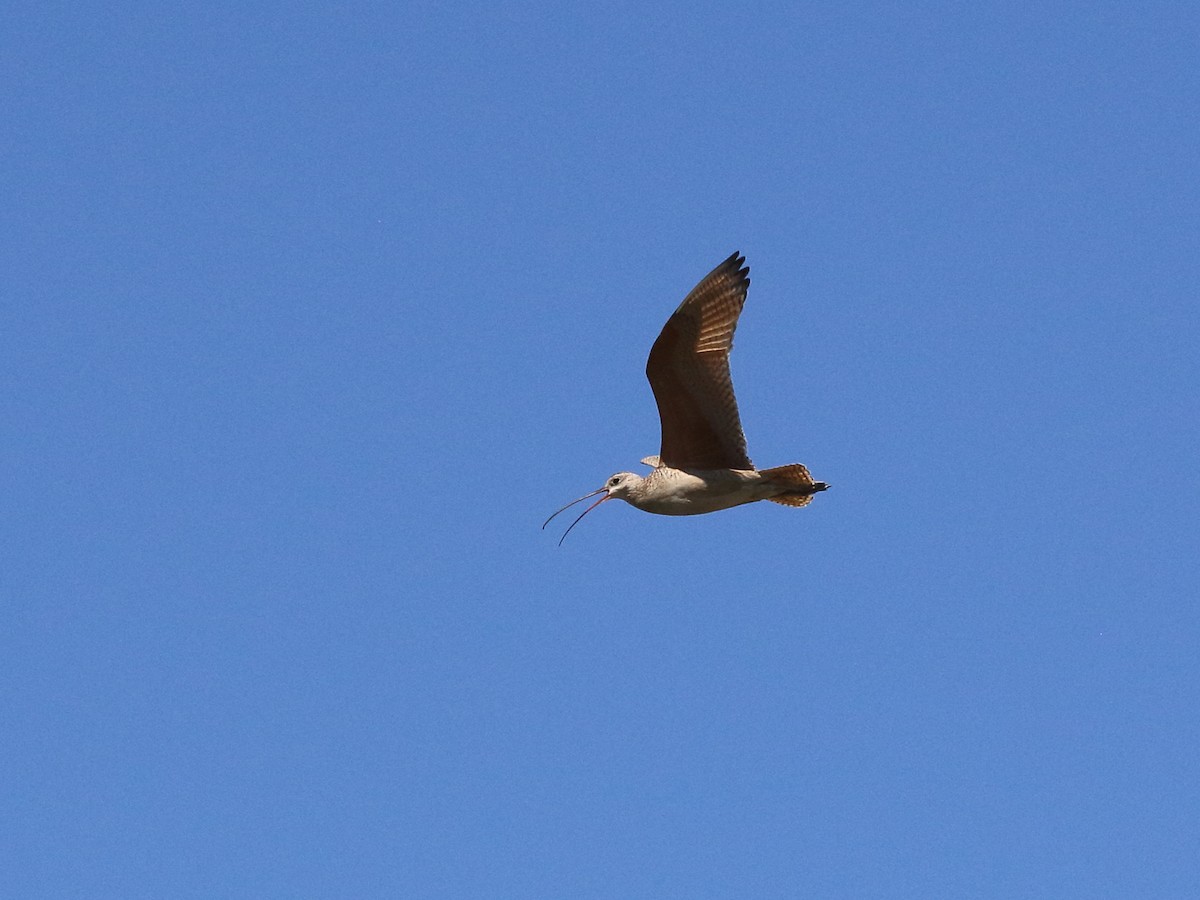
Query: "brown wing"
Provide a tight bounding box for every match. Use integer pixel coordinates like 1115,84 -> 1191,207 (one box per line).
645,251 -> 753,470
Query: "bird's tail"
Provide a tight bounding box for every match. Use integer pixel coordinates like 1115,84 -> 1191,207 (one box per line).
761,464 -> 829,508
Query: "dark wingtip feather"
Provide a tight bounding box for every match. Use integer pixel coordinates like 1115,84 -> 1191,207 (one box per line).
723,250 -> 749,283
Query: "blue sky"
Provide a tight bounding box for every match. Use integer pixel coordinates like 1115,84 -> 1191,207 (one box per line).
4,2 -> 1199,897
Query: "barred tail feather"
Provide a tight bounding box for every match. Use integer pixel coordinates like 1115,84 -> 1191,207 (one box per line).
762,464 -> 829,508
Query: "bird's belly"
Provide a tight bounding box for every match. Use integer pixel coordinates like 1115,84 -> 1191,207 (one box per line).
633,469 -> 767,516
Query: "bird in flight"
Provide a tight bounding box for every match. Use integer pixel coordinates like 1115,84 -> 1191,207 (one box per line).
544,252 -> 828,544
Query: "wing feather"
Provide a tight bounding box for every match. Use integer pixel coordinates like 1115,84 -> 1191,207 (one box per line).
645,252 -> 753,470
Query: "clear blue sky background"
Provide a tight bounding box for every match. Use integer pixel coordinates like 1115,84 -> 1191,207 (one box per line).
4,3 -> 1198,897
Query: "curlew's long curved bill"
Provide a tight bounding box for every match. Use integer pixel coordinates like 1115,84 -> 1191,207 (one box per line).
542,487 -> 610,546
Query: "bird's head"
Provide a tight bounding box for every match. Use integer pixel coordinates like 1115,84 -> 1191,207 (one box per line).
601,471 -> 642,501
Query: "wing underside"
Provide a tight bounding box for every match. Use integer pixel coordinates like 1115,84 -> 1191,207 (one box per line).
645,252 -> 753,471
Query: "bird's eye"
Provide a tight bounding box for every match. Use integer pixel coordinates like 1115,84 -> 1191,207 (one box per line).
609,476 -> 619,486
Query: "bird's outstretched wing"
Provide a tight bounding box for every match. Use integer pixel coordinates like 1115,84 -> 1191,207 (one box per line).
645,252 -> 753,470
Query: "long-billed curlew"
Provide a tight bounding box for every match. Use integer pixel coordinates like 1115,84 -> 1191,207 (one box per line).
544,252 -> 828,544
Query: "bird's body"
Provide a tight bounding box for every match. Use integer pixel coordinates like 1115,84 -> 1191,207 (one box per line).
609,467 -> 768,516
545,252 -> 828,543
604,464 -> 821,517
